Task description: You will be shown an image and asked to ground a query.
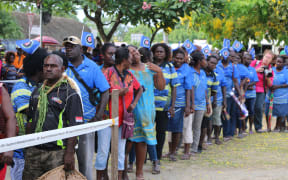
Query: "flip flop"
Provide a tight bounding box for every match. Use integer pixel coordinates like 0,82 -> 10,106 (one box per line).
181,153 -> 190,160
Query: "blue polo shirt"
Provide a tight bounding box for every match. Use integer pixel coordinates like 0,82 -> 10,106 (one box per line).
11,77 -> 36,159
66,55 -> 110,121
214,67 -> 227,105
154,62 -> 180,111
217,61 -> 240,97
245,66 -> 259,99
265,67 -> 288,104
237,64 -> 250,80
175,63 -> 193,107
191,67 -> 207,111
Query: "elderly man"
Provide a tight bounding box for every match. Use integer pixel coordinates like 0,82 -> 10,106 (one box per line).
22,54 -> 84,180
63,36 -> 110,180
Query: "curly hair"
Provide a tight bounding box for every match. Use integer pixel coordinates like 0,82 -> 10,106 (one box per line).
151,43 -> 171,62
4,51 -> 15,63
138,47 -> 152,63
23,48 -> 48,77
101,43 -> 115,55
189,51 -> 204,66
173,48 -> 185,58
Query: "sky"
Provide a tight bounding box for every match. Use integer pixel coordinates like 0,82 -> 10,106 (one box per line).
76,8 -> 85,22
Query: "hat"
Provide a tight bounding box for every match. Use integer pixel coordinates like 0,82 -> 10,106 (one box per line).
63,36 -> 82,46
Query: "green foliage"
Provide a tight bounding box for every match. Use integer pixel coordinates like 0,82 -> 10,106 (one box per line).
0,9 -> 24,39
190,0 -> 288,48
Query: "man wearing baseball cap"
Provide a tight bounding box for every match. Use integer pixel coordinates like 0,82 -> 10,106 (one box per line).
63,36 -> 110,180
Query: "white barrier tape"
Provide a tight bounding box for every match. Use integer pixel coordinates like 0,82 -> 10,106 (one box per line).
0,80 -> 20,84
0,117 -> 118,153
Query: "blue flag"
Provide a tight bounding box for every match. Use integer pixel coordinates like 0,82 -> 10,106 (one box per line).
140,36 -> 150,48
249,48 -> 255,60
183,39 -> 196,54
18,40 -> 40,54
16,39 -> 30,48
285,45 -> 288,55
220,48 -> 230,60
202,45 -> 211,58
81,32 -> 95,48
232,40 -> 243,52
223,39 -> 230,48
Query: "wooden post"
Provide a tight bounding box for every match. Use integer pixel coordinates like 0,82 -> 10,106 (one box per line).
111,90 -> 119,180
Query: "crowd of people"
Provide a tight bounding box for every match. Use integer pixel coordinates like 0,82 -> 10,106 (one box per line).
0,35 -> 287,180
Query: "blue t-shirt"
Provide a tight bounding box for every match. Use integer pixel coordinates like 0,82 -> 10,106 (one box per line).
237,64 -> 250,80
154,62 -> 180,111
66,55 -> 110,122
214,67 -> 227,105
11,77 -> 36,159
217,61 -> 240,97
245,66 -> 259,99
190,67 -> 207,110
175,63 -> 193,107
265,67 -> 288,104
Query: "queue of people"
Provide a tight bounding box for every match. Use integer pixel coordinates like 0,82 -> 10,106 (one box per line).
0,35 -> 287,180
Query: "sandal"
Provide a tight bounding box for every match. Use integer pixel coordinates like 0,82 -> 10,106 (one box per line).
162,152 -> 171,159
136,174 -> 144,180
180,153 -> 190,160
169,153 -> 177,161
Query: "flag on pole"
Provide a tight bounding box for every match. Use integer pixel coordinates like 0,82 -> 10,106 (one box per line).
81,32 -> 95,48
183,39 -> 196,54
18,39 -> 40,54
249,47 -> 255,60
202,45 -> 211,58
16,39 -> 30,48
140,36 -> 150,48
220,48 -> 230,60
232,40 -> 243,52
223,39 -> 230,48
284,45 -> 288,55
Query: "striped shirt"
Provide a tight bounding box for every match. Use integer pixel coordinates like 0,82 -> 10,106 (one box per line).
11,77 -> 37,159
206,70 -> 219,97
154,62 -> 180,111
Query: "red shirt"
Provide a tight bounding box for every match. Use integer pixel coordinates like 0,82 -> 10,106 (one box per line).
103,67 -> 140,126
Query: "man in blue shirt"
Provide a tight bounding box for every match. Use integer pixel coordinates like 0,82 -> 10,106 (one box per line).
63,36 -> 110,180
243,52 -> 258,134
217,51 -> 242,141
200,55 -> 219,148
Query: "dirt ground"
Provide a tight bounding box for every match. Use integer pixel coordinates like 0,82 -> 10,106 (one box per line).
5,118 -> 288,180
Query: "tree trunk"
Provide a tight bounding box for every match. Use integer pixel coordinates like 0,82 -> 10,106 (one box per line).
150,27 -> 161,45
83,6 -> 122,42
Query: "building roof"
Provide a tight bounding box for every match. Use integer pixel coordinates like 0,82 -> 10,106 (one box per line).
12,12 -> 91,43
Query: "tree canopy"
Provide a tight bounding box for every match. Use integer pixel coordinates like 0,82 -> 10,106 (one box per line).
0,9 -> 24,39
1,0 -> 217,43
188,0 -> 288,48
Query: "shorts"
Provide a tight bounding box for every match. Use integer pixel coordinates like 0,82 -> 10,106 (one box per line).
167,107 -> 185,133
212,105 -> 222,126
201,116 -> 211,129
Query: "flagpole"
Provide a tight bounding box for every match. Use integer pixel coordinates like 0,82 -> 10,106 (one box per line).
39,3 -> 43,48
80,25 -> 84,40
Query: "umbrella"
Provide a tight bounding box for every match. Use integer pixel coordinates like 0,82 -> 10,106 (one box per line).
33,36 -> 60,45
